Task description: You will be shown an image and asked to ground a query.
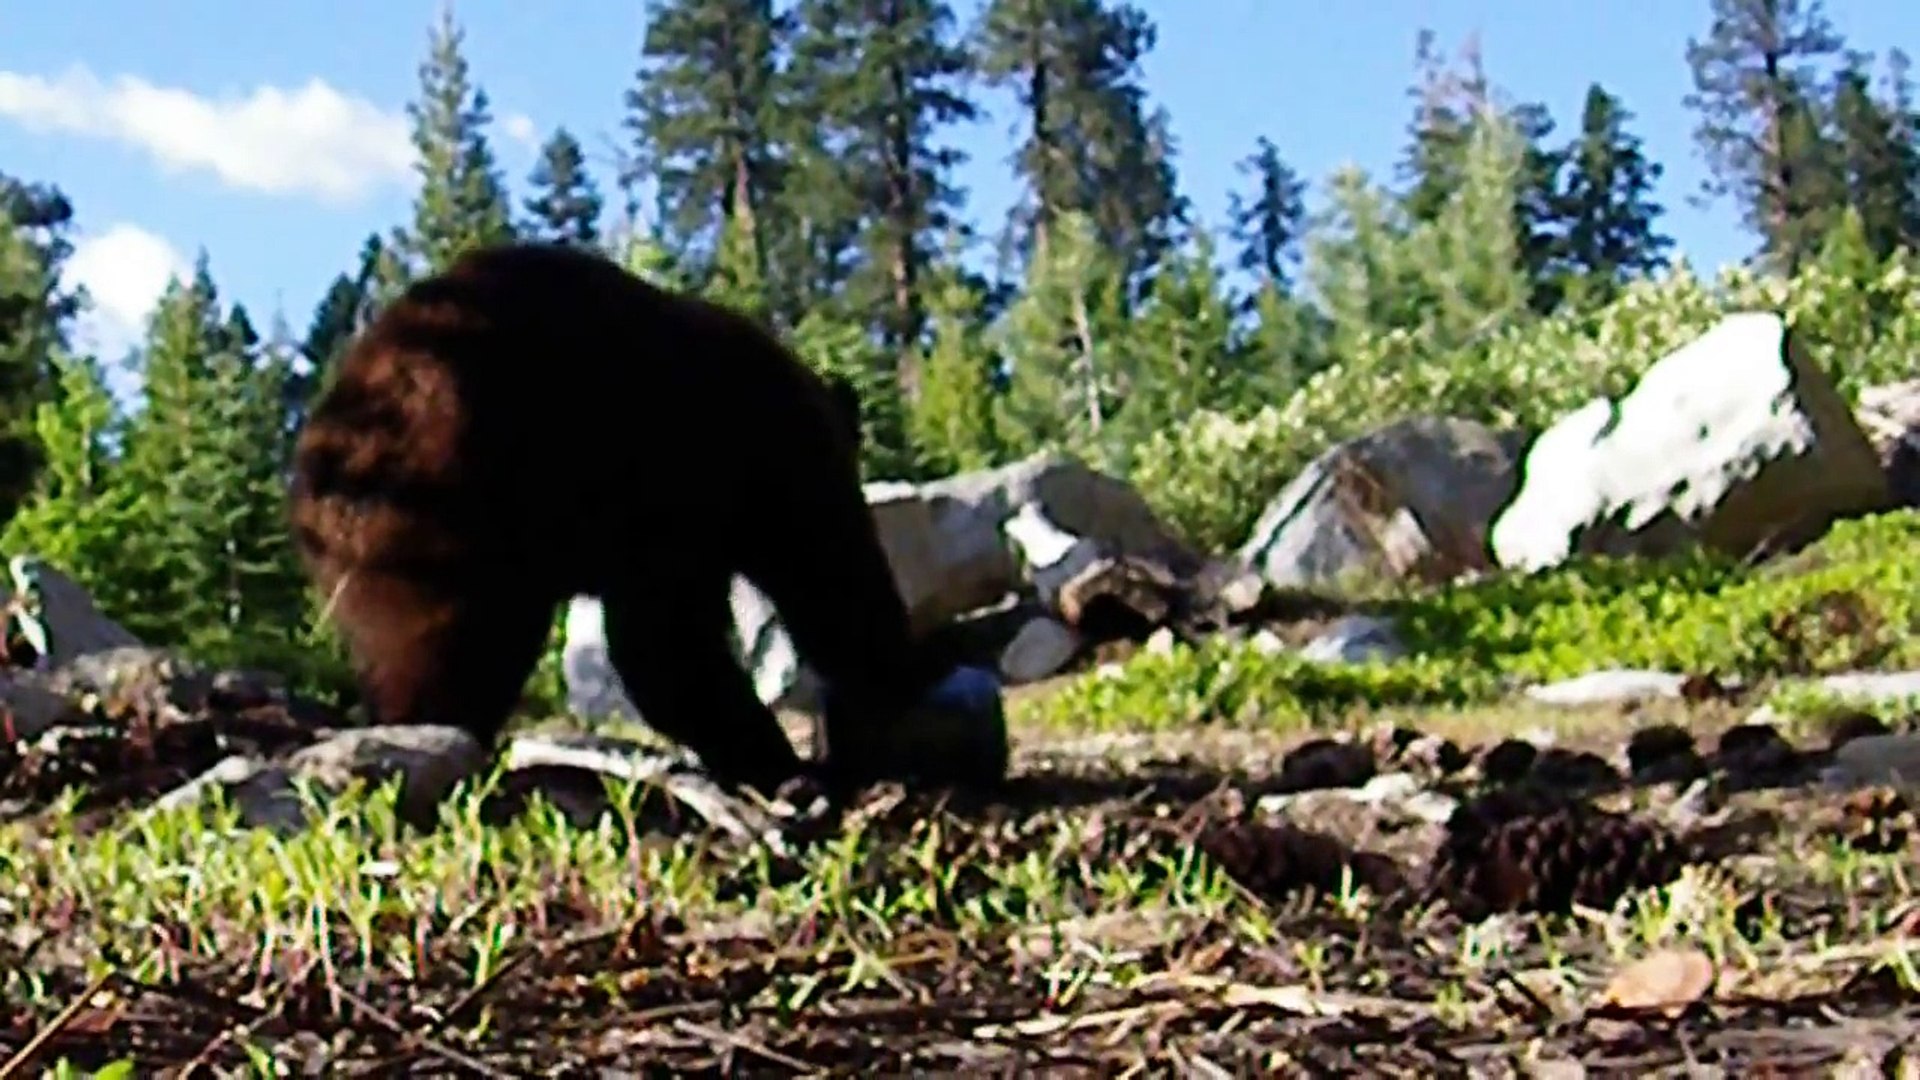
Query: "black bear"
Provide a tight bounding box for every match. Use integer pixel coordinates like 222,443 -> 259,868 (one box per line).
288,241 -> 977,794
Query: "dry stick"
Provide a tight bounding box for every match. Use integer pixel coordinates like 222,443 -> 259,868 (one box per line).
426,922 -> 625,1040
674,1018 -> 821,1074
104,975 -> 279,1078
331,982 -> 512,1080
354,922 -> 635,1075
0,968 -> 119,1079
176,1006 -> 285,1079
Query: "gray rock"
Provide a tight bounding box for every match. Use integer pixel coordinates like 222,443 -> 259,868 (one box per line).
1807,670 -> 1920,702
286,724 -> 490,826
560,597 -> 638,723
1492,312 -> 1892,571
3,556 -> 142,670
561,450 -> 1192,721
998,616 -> 1081,684
1854,378 -> 1920,506
1524,669 -> 1690,707
1299,615 -> 1406,664
148,725 -> 493,835
0,671 -> 83,740
1823,732 -> 1920,790
1239,415 -> 1528,591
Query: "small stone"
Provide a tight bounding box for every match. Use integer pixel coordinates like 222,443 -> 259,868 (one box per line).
1370,724 -> 1468,777
1298,615 -> 1405,664
1678,672 -> 1733,702
998,616 -> 1080,683
1144,626 -> 1178,657
1366,723 -> 1423,760
1825,732 -> 1920,791
1410,735 -> 1470,776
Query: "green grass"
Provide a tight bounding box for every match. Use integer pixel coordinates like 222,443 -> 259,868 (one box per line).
10,510 -> 1920,1072
7,735 -> 1918,1073
1019,508 -> 1920,734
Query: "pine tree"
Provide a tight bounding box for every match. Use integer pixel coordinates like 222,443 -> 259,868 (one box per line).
991,210 -> 1127,456
617,225 -> 690,291
1306,167 -> 1426,360
1398,29 -> 1481,225
1113,227 -> 1241,451
1239,281 -> 1326,400
0,173 -> 79,525
1410,113 -> 1532,347
205,325 -> 305,658
783,0 -> 978,365
1308,116 -> 1532,365
1827,51 -> 1920,259
1552,84 -> 1673,301
0,351 -> 140,619
1684,0 -> 1846,272
908,253 -> 1001,475
622,0 -> 790,309
975,0 -> 1187,295
114,254 -> 227,639
286,232 -> 385,446
386,7 -> 517,289
1226,136 -> 1307,292
522,126 -> 605,247
113,253 -> 306,652
787,309 -> 912,479
706,212 -> 773,322
300,234 -> 383,378
1395,31 -> 1562,311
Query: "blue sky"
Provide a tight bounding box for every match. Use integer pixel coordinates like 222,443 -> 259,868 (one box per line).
2,1 -> 1915,365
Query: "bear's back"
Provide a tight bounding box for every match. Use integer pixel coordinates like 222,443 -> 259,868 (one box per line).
291,242 -> 850,583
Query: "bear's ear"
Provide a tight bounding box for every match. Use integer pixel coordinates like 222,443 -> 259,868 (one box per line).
826,373 -> 864,448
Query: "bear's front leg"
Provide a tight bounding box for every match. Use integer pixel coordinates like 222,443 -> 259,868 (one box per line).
331,567 -> 558,748
599,572 -> 807,796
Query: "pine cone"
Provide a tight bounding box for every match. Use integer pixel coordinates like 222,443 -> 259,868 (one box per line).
1822,711 -> 1890,753
1198,819 -> 1403,902
1426,791 -> 1688,919
1368,724 -> 1467,777
1840,786 -> 1913,854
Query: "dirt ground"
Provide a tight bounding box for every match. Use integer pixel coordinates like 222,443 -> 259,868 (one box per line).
3,696 -> 1919,1076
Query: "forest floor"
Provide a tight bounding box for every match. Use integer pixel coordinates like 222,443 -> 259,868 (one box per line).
2,691 -> 1918,1077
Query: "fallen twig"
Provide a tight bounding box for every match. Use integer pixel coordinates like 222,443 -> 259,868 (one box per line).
333,981 -> 512,1079
0,967 -> 119,1079
675,1018 -> 822,1074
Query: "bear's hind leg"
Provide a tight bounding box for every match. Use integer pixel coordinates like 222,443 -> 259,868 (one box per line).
599,573 -> 804,794
334,569 -> 557,749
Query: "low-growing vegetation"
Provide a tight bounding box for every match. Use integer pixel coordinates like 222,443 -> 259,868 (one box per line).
6,688 -> 1920,1072
1029,510 -> 1920,733
5,0 -> 1920,1072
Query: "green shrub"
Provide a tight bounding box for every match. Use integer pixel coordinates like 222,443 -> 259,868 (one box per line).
1127,241 -> 1920,555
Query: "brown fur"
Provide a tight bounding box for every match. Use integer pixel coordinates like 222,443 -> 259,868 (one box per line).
289,242 -> 943,792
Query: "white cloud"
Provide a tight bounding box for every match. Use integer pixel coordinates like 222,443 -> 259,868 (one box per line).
61,223 -> 190,364
501,111 -> 539,151
0,65 -> 414,204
